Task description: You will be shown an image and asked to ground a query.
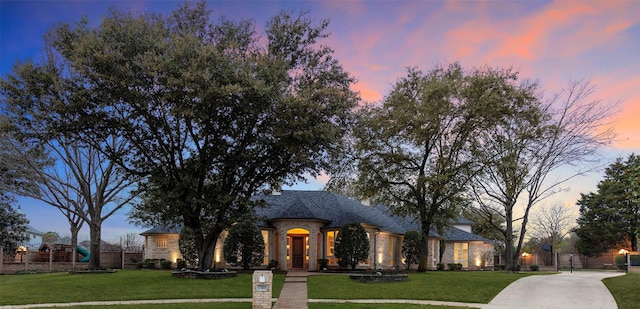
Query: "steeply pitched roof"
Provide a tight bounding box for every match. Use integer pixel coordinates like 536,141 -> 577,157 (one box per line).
254,190 -> 408,234
442,227 -> 492,242
140,225 -> 182,235
139,191 -> 490,243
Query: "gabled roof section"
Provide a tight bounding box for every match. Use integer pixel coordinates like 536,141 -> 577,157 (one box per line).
254,190 -> 407,234
442,226 -> 492,243
140,225 -> 182,235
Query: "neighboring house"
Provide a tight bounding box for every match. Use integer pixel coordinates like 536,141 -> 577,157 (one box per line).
141,190 -> 494,270
441,218 -> 495,270
23,225 -> 43,250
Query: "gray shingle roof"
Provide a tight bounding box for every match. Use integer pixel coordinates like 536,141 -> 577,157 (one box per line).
140,225 -> 182,235
139,190 -> 489,244
254,190 -> 408,234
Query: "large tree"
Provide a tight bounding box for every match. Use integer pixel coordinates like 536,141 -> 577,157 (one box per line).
12,3 -> 356,270
0,195 -> 28,255
574,154 -> 640,255
470,80 -> 615,271
330,63 -> 529,271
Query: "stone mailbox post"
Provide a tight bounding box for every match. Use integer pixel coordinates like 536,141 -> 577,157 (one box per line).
252,270 -> 272,309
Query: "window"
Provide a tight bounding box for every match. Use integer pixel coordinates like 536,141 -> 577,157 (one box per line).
326,230 -> 338,265
387,236 -> 394,266
454,242 -> 468,268
156,235 -> 168,248
262,230 -> 269,265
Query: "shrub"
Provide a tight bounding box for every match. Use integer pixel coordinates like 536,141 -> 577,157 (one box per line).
223,218 -> 265,270
176,259 -> 187,269
447,263 -> 457,271
268,259 -> 279,269
529,265 -> 539,271
335,222 -> 370,270
436,263 -> 445,270
137,261 -> 145,269
317,259 -> 328,270
145,260 -> 156,269
456,263 -> 463,270
160,260 -> 172,269
402,231 -> 421,270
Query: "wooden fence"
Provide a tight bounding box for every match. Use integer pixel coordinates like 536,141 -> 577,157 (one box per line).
0,247 -> 143,274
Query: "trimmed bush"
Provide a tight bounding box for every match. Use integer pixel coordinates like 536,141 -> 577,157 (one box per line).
160,260 -> 172,269
268,259 -> 279,269
176,259 -> 187,269
335,222 -> 370,270
436,263 -> 445,271
317,259 -> 328,270
529,265 -> 539,271
145,260 -> 156,269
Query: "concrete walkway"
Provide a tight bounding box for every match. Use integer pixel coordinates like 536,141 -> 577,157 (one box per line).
273,271 -> 310,309
483,271 -> 624,309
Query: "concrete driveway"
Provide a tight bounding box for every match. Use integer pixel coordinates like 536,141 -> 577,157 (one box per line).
484,271 -> 625,309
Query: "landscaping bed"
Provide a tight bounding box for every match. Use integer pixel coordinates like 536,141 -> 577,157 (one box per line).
349,273 -> 407,283
171,269 -> 237,279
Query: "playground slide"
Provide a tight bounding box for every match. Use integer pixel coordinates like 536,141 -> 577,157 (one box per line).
77,246 -> 90,262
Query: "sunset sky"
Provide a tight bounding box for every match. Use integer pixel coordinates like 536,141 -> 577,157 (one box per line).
1,0 -> 639,242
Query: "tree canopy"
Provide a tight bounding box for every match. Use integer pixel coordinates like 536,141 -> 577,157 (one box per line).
574,154 -> 640,255
330,63 -> 534,271
2,2 -> 357,270
470,79 -> 615,271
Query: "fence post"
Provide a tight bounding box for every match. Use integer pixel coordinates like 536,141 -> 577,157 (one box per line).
121,250 -> 125,270
0,247 -> 3,274
72,247 -> 76,270
25,248 -> 29,272
626,253 -> 630,273
49,248 -> 53,272
554,253 -> 558,273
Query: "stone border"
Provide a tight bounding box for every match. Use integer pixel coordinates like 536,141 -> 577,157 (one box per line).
171,270 -> 237,279
349,273 -> 407,283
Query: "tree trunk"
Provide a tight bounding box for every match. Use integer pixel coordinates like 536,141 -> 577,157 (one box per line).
89,221 -> 101,269
504,208 -> 516,272
197,230 -> 219,271
417,221 -> 432,272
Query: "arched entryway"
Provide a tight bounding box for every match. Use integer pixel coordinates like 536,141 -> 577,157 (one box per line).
287,228 -> 309,269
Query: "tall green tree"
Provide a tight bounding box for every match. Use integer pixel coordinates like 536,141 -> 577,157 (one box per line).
574,154 -> 640,255
223,219 -> 265,270
330,63 -> 526,271
402,230 -> 421,269
334,222 -> 369,270
0,196 -> 28,255
5,2 -> 356,270
470,80 -> 615,271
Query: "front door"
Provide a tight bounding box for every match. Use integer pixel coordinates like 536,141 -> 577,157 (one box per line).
292,237 -> 304,268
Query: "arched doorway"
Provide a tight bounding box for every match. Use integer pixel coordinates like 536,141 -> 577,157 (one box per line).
287,228 -> 309,269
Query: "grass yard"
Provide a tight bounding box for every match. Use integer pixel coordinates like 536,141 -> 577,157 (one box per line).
308,272 -> 535,303
37,303 -> 252,309
0,270 -> 285,306
602,273 -> 640,309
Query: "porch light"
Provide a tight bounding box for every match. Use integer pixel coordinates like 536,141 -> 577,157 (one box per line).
619,249 -> 629,255
521,252 -> 529,257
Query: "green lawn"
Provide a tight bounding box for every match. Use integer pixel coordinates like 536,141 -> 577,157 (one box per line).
0,270 -> 285,306
308,272 -> 534,303
603,273 -> 640,309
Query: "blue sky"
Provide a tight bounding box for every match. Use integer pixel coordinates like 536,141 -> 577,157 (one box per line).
2,0 -> 639,242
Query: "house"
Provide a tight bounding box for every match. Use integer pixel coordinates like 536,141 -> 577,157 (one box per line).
141,190 -> 494,270
22,225 -> 43,250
